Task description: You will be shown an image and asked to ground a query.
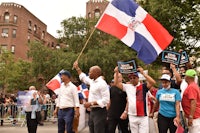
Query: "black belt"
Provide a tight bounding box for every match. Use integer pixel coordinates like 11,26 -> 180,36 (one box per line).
59,107 -> 73,111
91,107 -> 106,111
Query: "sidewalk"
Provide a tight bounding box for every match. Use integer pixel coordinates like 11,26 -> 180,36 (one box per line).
0,121 -> 89,133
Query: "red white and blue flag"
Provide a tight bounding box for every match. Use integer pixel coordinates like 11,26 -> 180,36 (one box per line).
46,70 -> 89,99
46,70 -> 64,95
95,0 -> 173,64
77,83 -> 89,99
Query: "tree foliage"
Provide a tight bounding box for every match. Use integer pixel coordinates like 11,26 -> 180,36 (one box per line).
139,0 -> 200,55
1,1 -> 199,92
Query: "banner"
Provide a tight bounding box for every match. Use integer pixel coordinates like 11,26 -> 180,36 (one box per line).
117,60 -> 137,74
180,51 -> 189,64
17,91 -> 27,106
161,51 -> 181,65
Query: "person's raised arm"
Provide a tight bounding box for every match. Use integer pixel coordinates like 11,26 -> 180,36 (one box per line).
170,64 -> 182,85
114,66 -> 123,90
73,61 -> 82,75
73,61 -> 91,85
137,66 -> 156,88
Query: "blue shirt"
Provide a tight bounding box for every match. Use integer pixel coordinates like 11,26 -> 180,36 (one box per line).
156,88 -> 181,118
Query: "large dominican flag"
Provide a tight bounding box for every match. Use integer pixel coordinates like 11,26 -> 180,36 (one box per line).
95,0 -> 173,64
46,70 -> 64,94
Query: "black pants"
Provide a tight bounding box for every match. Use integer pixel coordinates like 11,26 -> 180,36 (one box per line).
108,117 -> 129,133
89,107 -> 107,133
158,113 -> 177,133
26,112 -> 39,133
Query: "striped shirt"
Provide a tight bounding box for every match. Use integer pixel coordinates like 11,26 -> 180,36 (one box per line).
123,83 -> 149,116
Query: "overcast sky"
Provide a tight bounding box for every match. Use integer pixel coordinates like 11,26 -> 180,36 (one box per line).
0,0 -> 96,37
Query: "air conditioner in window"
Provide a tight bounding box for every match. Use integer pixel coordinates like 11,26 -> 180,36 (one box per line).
1,33 -> 8,38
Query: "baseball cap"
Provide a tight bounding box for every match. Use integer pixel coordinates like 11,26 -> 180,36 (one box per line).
160,74 -> 171,81
128,72 -> 139,78
61,70 -> 71,78
185,69 -> 197,78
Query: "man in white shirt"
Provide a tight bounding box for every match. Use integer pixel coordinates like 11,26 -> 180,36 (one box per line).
73,61 -> 110,133
54,70 -> 80,133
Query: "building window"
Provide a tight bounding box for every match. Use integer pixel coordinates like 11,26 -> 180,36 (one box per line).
34,25 -> 37,33
12,29 -> 16,38
1,45 -> 8,53
88,13 -> 92,18
28,35 -> 30,43
56,44 -> 60,49
28,20 -> 32,30
51,42 -> 54,49
94,9 -> 100,18
4,12 -> 10,23
13,15 -> 18,24
11,45 -> 15,53
1,28 -> 9,38
41,31 -> 45,39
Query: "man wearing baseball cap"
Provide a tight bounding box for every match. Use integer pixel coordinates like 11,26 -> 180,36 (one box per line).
182,69 -> 200,133
114,66 -> 156,133
150,74 -> 181,133
54,70 -> 80,133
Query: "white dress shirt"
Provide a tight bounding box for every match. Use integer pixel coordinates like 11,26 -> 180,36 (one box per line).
57,82 -> 80,109
79,73 -> 110,108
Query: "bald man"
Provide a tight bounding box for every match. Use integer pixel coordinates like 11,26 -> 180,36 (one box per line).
73,61 -> 110,133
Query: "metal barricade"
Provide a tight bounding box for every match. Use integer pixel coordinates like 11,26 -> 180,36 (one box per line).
0,102 -> 56,126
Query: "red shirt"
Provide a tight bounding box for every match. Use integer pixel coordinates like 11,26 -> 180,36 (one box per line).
182,82 -> 200,119
148,88 -> 158,113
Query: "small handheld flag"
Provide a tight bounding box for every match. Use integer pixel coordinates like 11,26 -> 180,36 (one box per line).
46,70 -> 64,94
77,83 -> 89,99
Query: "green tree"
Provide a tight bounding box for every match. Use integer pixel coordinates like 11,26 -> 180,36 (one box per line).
27,41 -> 78,88
140,0 -> 200,55
8,59 -> 33,91
58,17 -> 146,82
0,50 -> 16,92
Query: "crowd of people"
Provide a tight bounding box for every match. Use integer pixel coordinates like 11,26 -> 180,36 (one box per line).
0,59 -> 199,133
0,93 -> 18,126
69,60 -> 199,133
0,88 -> 57,128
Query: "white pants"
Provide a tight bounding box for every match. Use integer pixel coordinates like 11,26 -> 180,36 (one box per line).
187,118 -> 200,133
128,115 -> 149,133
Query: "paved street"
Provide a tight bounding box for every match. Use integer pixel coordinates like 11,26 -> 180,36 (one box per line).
0,122 -> 89,133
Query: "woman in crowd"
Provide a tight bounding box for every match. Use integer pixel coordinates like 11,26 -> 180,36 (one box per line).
150,74 -> 181,133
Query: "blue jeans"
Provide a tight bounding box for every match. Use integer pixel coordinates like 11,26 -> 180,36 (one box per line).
58,108 -> 74,133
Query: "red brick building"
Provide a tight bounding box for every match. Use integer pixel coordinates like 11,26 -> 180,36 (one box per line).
0,2 -> 57,60
86,0 -> 109,19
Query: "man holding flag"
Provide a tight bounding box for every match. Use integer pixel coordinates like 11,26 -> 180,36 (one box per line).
73,61 -> 110,133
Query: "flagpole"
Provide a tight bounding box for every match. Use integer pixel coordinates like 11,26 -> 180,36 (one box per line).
76,28 -> 96,62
